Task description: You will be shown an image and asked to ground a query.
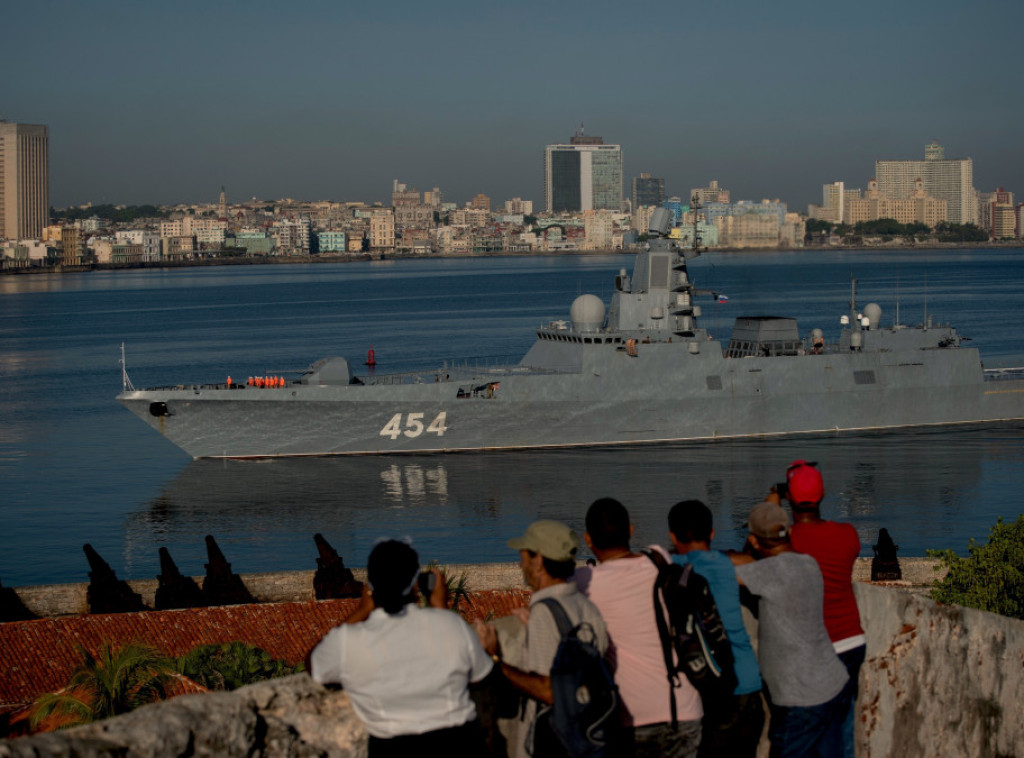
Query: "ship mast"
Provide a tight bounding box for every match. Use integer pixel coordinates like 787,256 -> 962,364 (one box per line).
120,342 -> 135,392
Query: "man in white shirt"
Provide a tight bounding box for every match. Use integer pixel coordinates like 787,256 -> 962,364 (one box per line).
310,539 -> 493,757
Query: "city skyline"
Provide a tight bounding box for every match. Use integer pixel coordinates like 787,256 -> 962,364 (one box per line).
4,0 -> 1022,211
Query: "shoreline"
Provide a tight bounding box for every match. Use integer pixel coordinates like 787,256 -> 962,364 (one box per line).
3,240 -> 1023,276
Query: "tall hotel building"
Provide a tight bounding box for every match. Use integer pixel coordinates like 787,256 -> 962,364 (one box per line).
0,121 -> 49,240
544,133 -> 622,213
875,141 -> 975,225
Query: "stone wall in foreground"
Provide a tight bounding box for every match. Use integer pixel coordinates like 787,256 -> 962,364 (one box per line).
0,675 -> 367,758
7,579 -> 1019,757
854,583 -> 1024,757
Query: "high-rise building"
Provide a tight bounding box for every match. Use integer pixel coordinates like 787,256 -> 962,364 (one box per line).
0,121 -> 49,240
544,132 -> 622,213
632,173 -> 664,210
875,141 -> 976,225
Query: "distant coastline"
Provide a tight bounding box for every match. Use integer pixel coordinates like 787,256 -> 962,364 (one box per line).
3,239 -> 1023,276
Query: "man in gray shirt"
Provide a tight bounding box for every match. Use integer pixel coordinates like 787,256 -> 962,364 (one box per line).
730,501 -> 848,758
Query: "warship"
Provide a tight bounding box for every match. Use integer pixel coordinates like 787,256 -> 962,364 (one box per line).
118,208 -> 1024,459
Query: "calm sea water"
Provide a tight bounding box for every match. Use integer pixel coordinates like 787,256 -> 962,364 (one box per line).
2,250 -> 1023,587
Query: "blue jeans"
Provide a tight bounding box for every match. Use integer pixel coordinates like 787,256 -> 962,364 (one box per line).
819,644 -> 865,758
768,687 -> 847,758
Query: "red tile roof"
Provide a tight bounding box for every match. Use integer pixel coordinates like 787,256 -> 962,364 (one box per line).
0,590 -> 529,715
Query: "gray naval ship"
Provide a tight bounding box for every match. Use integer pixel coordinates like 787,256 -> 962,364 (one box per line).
118,208 -> 1024,459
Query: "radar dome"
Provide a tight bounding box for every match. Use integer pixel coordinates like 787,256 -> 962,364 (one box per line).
570,294 -> 606,332
863,303 -> 882,330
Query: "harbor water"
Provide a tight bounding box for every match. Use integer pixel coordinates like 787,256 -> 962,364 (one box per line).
2,250 -> 1024,587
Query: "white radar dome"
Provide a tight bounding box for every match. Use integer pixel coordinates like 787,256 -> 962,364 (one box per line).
570,294 -> 606,332
863,303 -> 882,330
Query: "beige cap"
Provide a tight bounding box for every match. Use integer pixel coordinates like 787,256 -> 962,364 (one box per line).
748,501 -> 791,539
508,520 -> 579,562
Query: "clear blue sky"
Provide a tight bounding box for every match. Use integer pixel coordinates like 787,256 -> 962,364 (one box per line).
4,0 -> 1022,212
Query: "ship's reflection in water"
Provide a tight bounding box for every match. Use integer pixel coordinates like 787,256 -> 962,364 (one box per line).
125,424 -> 1024,578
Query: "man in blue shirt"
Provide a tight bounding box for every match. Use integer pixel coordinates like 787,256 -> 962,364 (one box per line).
668,499 -> 764,758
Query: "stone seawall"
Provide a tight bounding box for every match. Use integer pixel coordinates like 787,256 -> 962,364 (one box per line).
3,582 -> 1020,757
9,557 -> 943,618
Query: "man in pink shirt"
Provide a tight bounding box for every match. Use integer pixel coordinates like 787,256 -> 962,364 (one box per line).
778,460 -> 865,758
574,498 -> 703,758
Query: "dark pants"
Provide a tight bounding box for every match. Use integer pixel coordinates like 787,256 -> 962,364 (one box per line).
609,719 -> 701,758
818,644 -> 866,758
698,690 -> 765,758
767,687 -> 847,758
368,721 -> 487,757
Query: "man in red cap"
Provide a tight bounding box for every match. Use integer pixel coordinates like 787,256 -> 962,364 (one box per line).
773,460 -> 864,758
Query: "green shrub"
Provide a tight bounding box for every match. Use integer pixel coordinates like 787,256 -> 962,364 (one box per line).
177,642 -> 302,691
929,515 -> 1024,619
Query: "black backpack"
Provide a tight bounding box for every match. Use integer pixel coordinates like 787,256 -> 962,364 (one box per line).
529,598 -> 619,758
642,549 -> 738,724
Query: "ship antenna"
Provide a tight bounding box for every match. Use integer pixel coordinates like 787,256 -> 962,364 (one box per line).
923,274 -> 928,328
849,275 -> 859,330
120,342 -> 135,392
895,275 -> 900,327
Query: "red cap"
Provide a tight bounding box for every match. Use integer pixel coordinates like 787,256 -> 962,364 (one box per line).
786,460 -> 823,504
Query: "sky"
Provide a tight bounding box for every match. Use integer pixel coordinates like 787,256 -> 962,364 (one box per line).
4,0 -> 1023,213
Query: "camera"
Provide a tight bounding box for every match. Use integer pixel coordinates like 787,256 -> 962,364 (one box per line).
775,482 -> 788,498
417,571 -> 436,595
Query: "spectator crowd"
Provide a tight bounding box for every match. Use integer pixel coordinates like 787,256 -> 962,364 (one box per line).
308,460 -> 864,758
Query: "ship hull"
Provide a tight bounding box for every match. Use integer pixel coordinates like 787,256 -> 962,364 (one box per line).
118,342 -> 1024,459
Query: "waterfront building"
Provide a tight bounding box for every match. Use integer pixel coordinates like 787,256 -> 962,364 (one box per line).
690,179 -> 730,206
161,235 -> 195,260
0,239 -> 48,269
423,187 -> 444,210
583,210 -> 614,249
544,132 -> 622,213
470,193 -> 490,212
822,182 -> 845,223
662,197 -> 686,224
714,200 -> 789,248
273,218 -> 310,255
632,204 -> 658,235
449,208 -> 489,227
504,198 -> 533,215
194,218 -> 227,250
632,173 -> 665,210
59,225 -> 84,265
317,230 -> 347,253
369,208 -> 395,253
842,178 -> 947,228
394,203 -> 434,229
978,188 -> 1015,237
115,230 -> 161,263
391,181 -> 420,207
875,141 -> 976,224
0,122 -> 48,241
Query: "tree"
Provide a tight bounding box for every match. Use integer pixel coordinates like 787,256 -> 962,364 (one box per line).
31,642 -> 174,729
176,641 -> 302,691
929,515 -> 1024,619
805,218 -> 833,236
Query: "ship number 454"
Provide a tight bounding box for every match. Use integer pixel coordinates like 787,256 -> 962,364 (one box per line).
379,412 -> 448,439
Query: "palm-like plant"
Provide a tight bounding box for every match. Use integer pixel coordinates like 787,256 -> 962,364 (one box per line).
31,642 -> 173,730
